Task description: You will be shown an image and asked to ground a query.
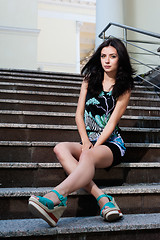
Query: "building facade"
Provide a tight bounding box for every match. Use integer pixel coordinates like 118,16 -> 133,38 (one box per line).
0,0 -> 159,74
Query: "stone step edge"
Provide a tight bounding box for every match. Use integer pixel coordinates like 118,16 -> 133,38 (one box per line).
0,89 -> 80,97
0,69 -> 151,83
0,141 -> 159,148
0,99 -> 78,106
0,162 -> 160,169
0,74 -> 153,88
0,81 -> 81,90
0,123 -> 159,132
0,81 -> 155,92
1,183 -> 160,197
0,213 -> 160,238
1,96 -> 160,105
0,68 -> 83,76
0,99 -> 160,111
0,110 -> 160,121
0,75 -> 82,84
0,89 -> 159,97
0,69 -> 83,78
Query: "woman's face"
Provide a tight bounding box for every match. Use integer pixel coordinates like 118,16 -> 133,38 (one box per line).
100,46 -> 119,75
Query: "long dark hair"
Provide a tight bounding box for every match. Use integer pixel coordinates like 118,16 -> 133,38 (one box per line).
81,38 -> 135,98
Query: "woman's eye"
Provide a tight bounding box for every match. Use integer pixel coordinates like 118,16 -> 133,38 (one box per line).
111,55 -> 117,58
101,55 -> 106,58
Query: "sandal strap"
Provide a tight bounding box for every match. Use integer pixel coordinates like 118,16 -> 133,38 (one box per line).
51,190 -> 67,207
100,202 -> 115,216
96,194 -> 113,205
38,196 -> 54,210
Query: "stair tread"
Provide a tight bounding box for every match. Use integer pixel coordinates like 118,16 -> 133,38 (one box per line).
1,96 -> 160,103
0,110 -> 160,120
0,122 -> 159,130
0,69 -> 83,78
0,89 -> 80,97
1,183 -> 160,197
0,99 -> 78,106
0,162 -> 160,168
0,76 -> 83,84
0,141 -> 159,148
0,81 -> 81,90
0,88 -> 159,96
0,213 -> 160,238
0,81 -> 157,92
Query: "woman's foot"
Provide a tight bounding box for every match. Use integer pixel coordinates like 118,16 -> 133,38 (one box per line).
97,194 -> 121,221
28,190 -> 67,227
32,188 -> 67,208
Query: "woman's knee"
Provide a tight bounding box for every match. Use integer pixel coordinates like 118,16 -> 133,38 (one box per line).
53,142 -> 67,159
79,150 -> 94,164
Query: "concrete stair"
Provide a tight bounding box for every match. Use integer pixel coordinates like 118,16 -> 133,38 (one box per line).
0,69 -> 159,239
1,213 -> 160,239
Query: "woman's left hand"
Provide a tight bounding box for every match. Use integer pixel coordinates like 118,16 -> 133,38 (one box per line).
82,140 -> 93,151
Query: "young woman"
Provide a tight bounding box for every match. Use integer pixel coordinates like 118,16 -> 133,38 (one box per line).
28,38 -> 134,227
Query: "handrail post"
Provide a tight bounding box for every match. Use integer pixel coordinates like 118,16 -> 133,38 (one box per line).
123,28 -> 127,47
103,31 -> 106,41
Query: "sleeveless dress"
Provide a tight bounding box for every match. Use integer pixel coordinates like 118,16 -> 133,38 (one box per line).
84,90 -> 126,157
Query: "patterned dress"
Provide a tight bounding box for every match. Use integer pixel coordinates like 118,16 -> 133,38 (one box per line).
84,90 -> 126,156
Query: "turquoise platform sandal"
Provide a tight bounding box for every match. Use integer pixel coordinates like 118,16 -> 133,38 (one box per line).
28,190 -> 67,227
97,194 -> 123,221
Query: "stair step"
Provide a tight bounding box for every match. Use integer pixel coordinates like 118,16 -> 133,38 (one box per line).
1,161 -> 160,169
0,123 -> 159,143
0,162 -> 160,187
0,110 -> 159,127
0,68 -> 83,80
0,71 -> 155,90
0,184 -> 160,219
0,89 -> 159,103
125,106 -> 160,116
120,115 -> 160,127
0,79 -> 156,92
0,75 -> 82,85
0,99 -> 77,112
129,97 -> 160,107
0,81 -> 81,94
131,90 -> 160,98
0,213 -> 160,239
1,98 -> 160,114
0,141 -> 159,163
1,183 -> 160,197
0,89 -> 80,102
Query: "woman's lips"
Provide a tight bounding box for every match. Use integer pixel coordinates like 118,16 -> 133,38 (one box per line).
104,65 -> 111,69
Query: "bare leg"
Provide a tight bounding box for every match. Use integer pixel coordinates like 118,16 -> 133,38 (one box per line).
44,142 -> 114,210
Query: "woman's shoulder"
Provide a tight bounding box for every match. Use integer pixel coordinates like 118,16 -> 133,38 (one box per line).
81,80 -> 88,89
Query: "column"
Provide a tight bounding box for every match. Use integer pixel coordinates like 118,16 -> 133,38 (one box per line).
76,21 -> 83,73
95,0 -> 124,48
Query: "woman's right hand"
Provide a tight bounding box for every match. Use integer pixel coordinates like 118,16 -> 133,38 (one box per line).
81,140 -> 93,151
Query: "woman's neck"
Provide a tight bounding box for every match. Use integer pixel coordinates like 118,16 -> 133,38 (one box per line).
102,73 -> 116,92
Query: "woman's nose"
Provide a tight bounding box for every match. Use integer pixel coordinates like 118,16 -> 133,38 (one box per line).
105,56 -> 110,63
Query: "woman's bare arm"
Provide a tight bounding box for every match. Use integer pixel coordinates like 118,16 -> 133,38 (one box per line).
75,81 -> 93,150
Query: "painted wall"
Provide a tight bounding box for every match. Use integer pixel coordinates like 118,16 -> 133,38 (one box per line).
123,0 -> 160,74
0,0 -> 159,74
0,0 -> 39,70
37,1 -> 96,73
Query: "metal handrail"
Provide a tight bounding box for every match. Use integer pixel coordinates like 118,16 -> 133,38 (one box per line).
98,22 -> 160,40
98,22 -> 160,91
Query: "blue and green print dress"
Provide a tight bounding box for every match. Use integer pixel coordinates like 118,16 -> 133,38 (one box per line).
84,90 -> 126,157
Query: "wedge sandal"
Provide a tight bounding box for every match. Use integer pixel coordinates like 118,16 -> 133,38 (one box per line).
28,189 -> 67,227
97,194 -> 123,221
